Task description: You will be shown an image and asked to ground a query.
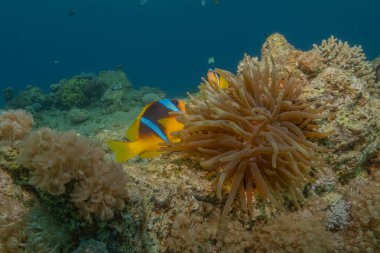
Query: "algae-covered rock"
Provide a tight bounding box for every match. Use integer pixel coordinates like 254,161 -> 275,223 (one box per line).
56,75 -> 106,108
6,85 -> 47,111
3,87 -> 14,103
68,108 -> 90,124
100,69 -> 133,113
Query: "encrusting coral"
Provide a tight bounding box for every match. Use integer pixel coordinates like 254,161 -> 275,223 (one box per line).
17,128 -> 128,221
165,60 -> 332,218
0,109 -> 34,142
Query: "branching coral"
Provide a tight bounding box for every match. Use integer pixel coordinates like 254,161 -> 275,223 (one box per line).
0,109 -> 34,142
18,128 -> 128,221
166,61 -> 331,218
313,36 -> 375,86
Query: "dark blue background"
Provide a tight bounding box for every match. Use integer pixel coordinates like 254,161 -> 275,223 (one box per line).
0,0 -> 379,105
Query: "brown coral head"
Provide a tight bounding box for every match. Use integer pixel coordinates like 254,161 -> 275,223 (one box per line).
166,60 -> 330,218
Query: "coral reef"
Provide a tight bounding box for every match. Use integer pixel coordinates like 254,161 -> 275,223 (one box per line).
250,204 -> 335,252
302,65 -> 379,181
339,173 -> 380,252
18,128 -> 128,221
5,85 -> 46,113
372,55 -> 380,84
2,87 -> 14,103
99,69 -> 133,113
166,60 -> 331,218
326,199 -> 349,231
68,108 -> 90,124
56,75 -> 107,108
0,199 -> 27,253
297,50 -> 325,77
23,206 -> 72,253
1,33 -> 379,252
0,109 -> 34,142
313,35 -> 375,89
0,167 -> 34,253
72,239 -> 108,253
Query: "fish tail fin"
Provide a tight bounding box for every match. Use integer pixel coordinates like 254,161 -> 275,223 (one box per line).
107,140 -> 143,163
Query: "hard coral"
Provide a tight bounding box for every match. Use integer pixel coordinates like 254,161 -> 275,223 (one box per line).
18,128 -> 128,221
57,75 -> 107,108
0,109 -> 34,142
166,61 -> 330,218
313,36 -> 375,87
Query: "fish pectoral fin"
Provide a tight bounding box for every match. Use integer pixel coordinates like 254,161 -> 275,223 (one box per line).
139,150 -> 162,159
107,140 -> 140,163
157,117 -> 184,142
157,117 -> 172,129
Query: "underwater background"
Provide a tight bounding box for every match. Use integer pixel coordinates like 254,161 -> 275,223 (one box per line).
1,1 -> 380,253
0,0 -> 379,106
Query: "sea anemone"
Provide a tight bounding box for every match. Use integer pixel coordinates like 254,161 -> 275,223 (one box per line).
166,60 -> 331,218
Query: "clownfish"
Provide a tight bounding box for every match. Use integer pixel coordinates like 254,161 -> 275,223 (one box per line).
207,69 -> 229,89
107,99 -> 186,163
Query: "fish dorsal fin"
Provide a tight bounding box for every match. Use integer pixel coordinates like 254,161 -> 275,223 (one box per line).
126,102 -> 153,140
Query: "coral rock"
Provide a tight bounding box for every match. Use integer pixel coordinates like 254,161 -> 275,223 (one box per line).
68,108 -> 90,124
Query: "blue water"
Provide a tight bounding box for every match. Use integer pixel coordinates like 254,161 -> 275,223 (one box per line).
0,0 -> 379,106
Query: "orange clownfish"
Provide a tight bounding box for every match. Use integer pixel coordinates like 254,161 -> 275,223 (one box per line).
207,69 -> 229,89
107,99 -> 186,162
